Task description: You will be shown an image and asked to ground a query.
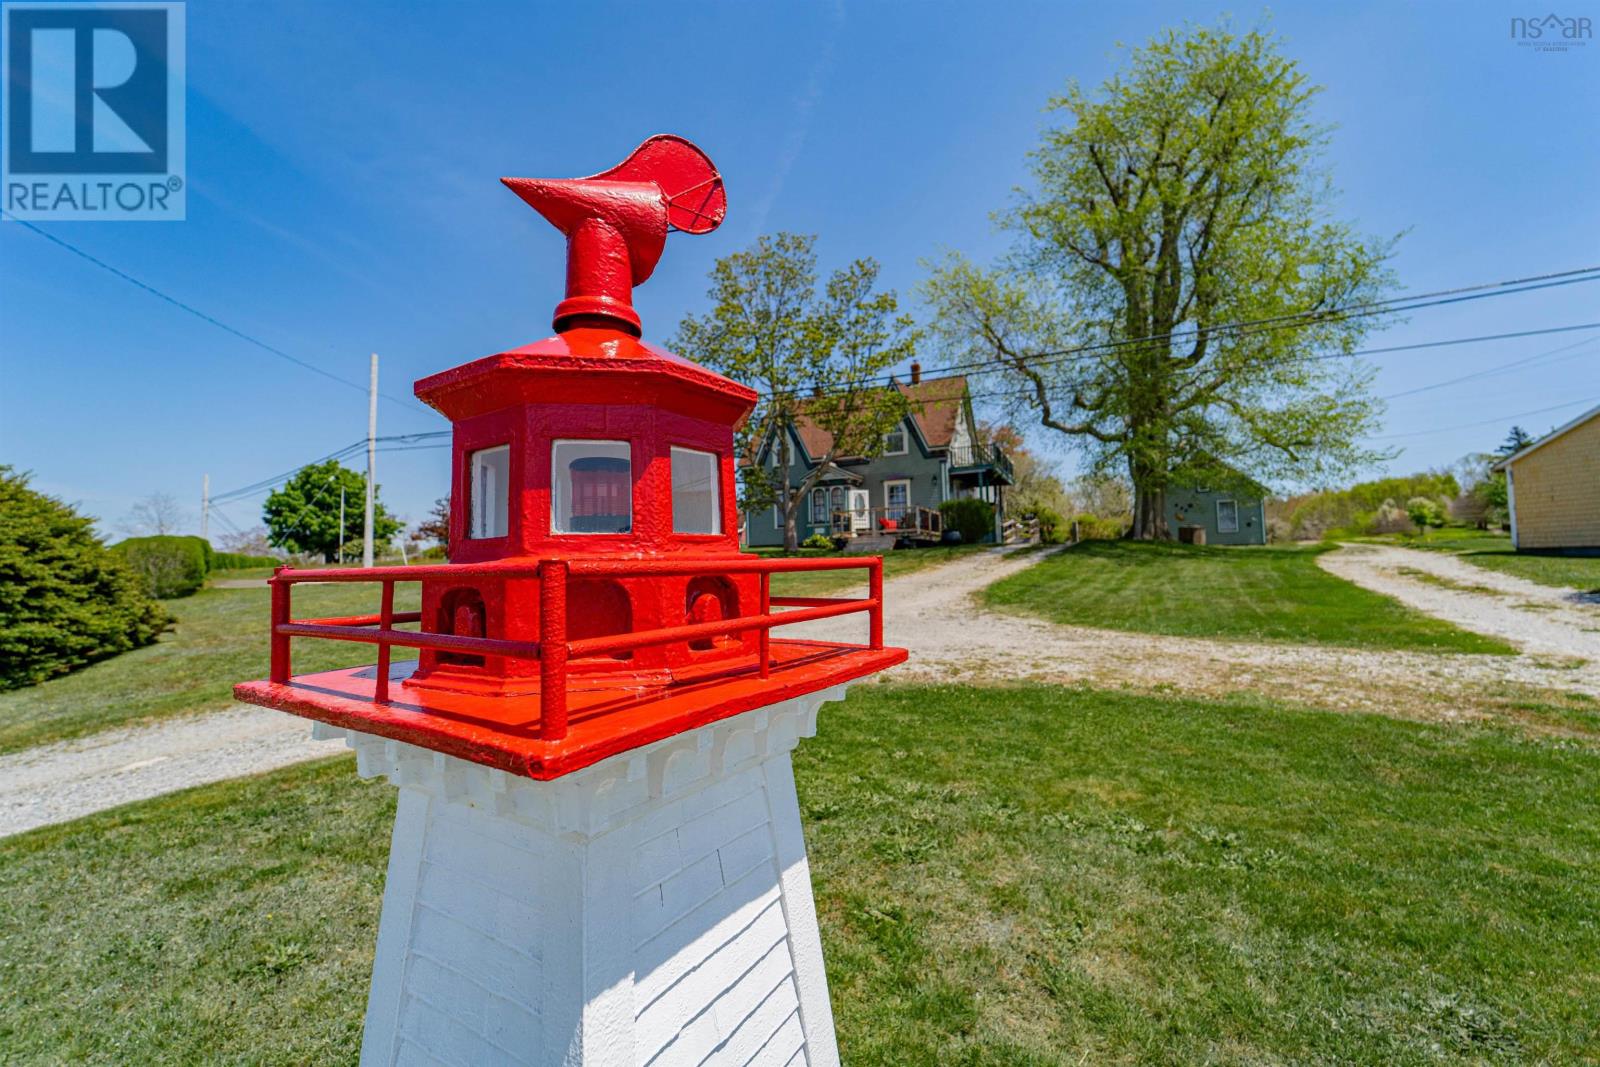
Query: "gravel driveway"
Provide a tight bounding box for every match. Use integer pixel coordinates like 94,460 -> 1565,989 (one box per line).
7,543 -> 1597,838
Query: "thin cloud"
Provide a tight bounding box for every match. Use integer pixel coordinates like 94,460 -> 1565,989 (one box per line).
747,2 -> 844,236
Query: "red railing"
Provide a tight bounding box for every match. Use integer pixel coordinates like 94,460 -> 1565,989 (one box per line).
266,555 -> 884,742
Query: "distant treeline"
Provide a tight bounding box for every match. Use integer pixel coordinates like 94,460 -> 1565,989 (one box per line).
1276,473 -> 1461,541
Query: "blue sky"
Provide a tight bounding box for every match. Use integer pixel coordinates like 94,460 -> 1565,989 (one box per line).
2,0 -> 1597,539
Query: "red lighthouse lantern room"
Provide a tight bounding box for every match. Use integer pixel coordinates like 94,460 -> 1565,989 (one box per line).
234,136 -> 907,780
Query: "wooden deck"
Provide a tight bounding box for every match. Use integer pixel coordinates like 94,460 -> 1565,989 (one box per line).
829,504 -> 943,544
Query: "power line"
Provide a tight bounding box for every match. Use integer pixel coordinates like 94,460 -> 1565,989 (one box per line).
1381,334 -> 1600,401
3,214 -> 437,416
1371,397 -> 1600,440
957,320 -> 1600,405
749,265 -> 1600,400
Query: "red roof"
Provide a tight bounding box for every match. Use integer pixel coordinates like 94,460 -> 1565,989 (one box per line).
788,376 -> 969,461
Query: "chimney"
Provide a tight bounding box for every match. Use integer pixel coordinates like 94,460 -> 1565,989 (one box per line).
910,360 -> 922,385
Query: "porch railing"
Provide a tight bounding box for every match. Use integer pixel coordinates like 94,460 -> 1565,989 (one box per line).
828,504 -> 942,539
266,554 -> 884,743
948,442 -> 1014,482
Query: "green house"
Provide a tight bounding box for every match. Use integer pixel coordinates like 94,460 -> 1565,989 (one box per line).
1165,470 -> 1269,546
743,369 -> 1014,547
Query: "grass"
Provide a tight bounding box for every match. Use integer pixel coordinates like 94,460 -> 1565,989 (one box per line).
1357,528 -> 1600,593
3,683 -> 1598,1063
0,579 -> 421,755
982,540 -> 1515,654
755,543 -> 989,597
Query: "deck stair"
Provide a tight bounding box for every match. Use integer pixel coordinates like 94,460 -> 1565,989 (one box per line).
845,533 -> 898,554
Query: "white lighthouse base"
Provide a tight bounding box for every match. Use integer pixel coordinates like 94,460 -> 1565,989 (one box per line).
313,683 -> 850,1067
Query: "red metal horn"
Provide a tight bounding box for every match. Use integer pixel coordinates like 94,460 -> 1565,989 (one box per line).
503,134 -> 726,336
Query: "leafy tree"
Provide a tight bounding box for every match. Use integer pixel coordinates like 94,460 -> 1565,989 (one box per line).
1405,496 -> 1445,533
1499,425 -> 1533,455
672,233 -> 918,552
263,461 -> 401,563
923,23 -> 1395,539
0,467 -> 169,690
982,423 -> 1071,519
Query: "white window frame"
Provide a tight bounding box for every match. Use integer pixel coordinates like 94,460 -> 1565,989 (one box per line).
882,424 -> 908,456
551,438 -> 633,536
467,444 -> 510,540
883,478 -> 911,519
670,446 -> 721,535
1216,498 -> 1239,534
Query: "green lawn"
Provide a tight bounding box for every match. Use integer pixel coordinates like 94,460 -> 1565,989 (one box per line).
0,580 -> 421,755
757,543 -> 989,597
983,540 -> 1515,654
1356,528 -> 1600,593
2,683 -> 1597,1063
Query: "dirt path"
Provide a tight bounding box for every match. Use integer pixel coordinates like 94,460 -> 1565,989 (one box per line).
0,706 -> 344,838
1317,542 -> 1600,659
8,544 -> 1597,838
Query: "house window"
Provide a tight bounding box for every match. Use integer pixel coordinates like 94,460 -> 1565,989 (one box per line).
552,440 -> 632,534
468,445 -> 510,540
810,488 -> 827,524
884,478 -> 910,520
883,426 -> 907,455
830,485 -> 846,520
671,447 -> 720,534
1216,499 -> 1239,534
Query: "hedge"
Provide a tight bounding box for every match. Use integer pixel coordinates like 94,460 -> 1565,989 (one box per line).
110,535 -> 210,599
0,468 -> 170,690
211,552 -> 280,570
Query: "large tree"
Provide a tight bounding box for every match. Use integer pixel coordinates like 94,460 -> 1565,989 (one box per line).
263,460 -> 401,563
924,24 -> 1395,538
672,233 -> 917,552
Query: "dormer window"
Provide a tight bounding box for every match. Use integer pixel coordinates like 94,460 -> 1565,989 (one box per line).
553,440 -> 632,534
671,447 -> 720,534
468,445 -> 510,539
883,426 -> 907,455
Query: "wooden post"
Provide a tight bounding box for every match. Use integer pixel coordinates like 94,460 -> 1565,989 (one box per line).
269,573 -> 291,683
375,579 -> 395,703
540,561 -> 569,741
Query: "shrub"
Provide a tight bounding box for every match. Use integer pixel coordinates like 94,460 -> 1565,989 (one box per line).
1072,513 -> 1126,540
211,551 -> 280,570
1371,499 -> 1415,536
801,532 -> 835,550
1286,472 -> 1460,539
0,467 -> 170,690
939,498 -> 995,544
110,535 -> 209,598
1032,507 -> 1065,543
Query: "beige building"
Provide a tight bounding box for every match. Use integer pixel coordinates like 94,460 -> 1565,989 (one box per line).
1493,403 -> 1600,552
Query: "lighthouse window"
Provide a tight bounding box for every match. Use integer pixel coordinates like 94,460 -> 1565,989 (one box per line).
671,447 -> 720,534
468,445 -> 510,540
552,440 -> 632,534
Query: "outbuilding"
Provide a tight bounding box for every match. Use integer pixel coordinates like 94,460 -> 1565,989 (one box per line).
1492,403 -> 1600,553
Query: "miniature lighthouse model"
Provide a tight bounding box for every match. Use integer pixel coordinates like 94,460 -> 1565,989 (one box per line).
235,135 -> 906,1066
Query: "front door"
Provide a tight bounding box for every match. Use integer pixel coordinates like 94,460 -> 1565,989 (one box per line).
848,489 -> 870,532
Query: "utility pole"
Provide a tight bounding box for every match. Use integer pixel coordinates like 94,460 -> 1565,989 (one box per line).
201,473 -> 210,543
364,353 -> 378,568
339,486 -> 346,565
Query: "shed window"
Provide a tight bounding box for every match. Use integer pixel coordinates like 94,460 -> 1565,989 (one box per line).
671,447 -> 720,534
1216,499 -> 1239,534
553,440 -> 631,534
468,445 -> 510,540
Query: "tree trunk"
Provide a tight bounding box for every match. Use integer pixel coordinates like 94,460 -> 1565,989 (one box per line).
780,425 -> 798,554
1128,459 -> 1170,541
